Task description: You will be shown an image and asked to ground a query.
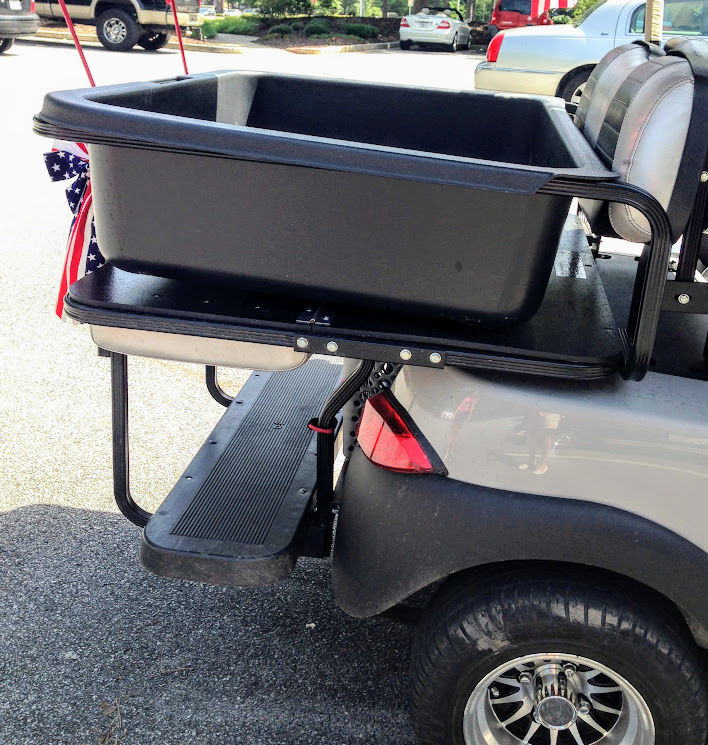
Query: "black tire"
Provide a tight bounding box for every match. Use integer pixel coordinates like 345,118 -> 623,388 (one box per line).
400,39 -> 412,50
465,32 -> 472,50
96,9 -> 141,52
138,31 -> 171,50
448,33 -> 458,53
410,567 -> 708,745
559,69 -> 592,105
0,37 -> 15,53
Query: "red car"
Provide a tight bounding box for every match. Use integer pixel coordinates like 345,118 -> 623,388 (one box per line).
488,0 -> 553,40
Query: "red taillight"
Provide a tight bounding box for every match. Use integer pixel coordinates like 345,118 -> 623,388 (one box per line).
486,32 -> 504,62
437,19 -> 451,28
400,17 -> 409,27
356,391 -> 438,474
30,0 -> 35,10
490,12 -> 497,23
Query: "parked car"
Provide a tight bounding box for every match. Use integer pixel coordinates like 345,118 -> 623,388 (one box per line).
0,0 -> 39,53
223,7 -> 242,14
488,0 -> 553,40
399,6 -> 473,51
199,5 -> 216,14
475,0 -> 708,101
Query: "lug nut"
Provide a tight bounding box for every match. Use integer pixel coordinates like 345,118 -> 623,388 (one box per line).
518,672 -> 533,685
577,698 -> 591,716
562,663 -> 576,678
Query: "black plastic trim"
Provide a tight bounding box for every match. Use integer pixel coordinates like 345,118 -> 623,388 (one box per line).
332,448 -> 708,644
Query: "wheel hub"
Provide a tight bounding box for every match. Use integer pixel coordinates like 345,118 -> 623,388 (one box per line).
533,664 -> 578,730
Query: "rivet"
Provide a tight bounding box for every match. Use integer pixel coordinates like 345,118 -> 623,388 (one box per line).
429,352 -> 442,364
296,337 -> 309,349
327,341 -> 339,353
678,293 -> 691,305
400,349 -> 412,361
701,172 -> 708,183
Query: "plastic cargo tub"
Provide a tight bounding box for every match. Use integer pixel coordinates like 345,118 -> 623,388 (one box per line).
35,72 -> 613,326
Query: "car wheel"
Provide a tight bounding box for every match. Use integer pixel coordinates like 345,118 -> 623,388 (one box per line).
465,32 -> 472,50
96,9 -> 141,52
0,37 -> 14,53
448,33 -> 458,53
559,69 -> 592,105
400,39 -> 412,50
410,568 -> 708,745
138,31 -> 171,51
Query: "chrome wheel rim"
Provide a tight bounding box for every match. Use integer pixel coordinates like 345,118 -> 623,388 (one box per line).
463,653 -> 654,745
104,18 -> 128,44
570,82 -> 586,106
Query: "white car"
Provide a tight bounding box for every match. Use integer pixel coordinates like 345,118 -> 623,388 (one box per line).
399,6 -> 473,52
475,0 -> 708,101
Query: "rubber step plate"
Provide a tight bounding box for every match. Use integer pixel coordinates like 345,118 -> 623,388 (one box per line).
141,358 -> 342,587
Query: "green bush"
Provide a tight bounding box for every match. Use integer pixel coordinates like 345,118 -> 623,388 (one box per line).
269,22 -> 293,34
551,14 -> 573,23
220,16 -> 260,34
342,22 -> 378,39
201,16 -> 260,37
290,21 -> 304,30
304,18 -> 331,35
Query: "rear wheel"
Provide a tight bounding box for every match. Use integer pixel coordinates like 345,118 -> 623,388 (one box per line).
465,31 -> 472,50
96,9 -> 141,51
410,568 -> 708,745
559,69 -> 592,105
448,33 -> 458,53
138,31 -> 171,50
0,38 -> 14,53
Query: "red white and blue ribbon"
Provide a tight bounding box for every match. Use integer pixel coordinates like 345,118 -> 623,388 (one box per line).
532,0 -> 577,15
44,140 -> 104,319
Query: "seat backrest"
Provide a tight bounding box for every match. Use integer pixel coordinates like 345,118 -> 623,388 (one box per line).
575,41 -> 664,149
579,38 -> 708,245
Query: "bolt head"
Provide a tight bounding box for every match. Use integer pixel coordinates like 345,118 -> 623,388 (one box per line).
296,337 -> 309,349
562,663 -> 576,678
678,293 -> 691,305
577,700 -> 591,716
400,348 -> 412,361
518,672 -> 533,685
701,171 -> 708,183
429,352 -> 442,364
326,341 -> 339,353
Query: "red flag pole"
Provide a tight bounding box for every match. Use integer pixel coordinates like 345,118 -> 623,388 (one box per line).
55,0 -> 95,87
167,0 -> 189,76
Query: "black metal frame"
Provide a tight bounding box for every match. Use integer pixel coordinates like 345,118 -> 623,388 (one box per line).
205,365 -> 234,407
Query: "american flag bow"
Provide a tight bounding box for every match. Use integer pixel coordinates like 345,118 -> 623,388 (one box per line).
44,140 -> 105,319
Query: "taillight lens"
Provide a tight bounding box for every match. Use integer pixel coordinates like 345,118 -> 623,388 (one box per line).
356,391 -> 442,474
400,17 -> 409,27
490,12 -> 497,23
486,32 -> 504,62
30,0 -> 35,10
438,19 -> 451,28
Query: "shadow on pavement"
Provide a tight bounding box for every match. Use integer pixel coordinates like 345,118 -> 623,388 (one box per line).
0,505 -> 415,745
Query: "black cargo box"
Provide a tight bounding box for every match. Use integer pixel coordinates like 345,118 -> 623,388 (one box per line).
35,71 -> 613,326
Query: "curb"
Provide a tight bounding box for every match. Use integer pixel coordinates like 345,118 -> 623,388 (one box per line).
30,28 -> 246,53
28,28 -> 399,54
287,40 -> 400,54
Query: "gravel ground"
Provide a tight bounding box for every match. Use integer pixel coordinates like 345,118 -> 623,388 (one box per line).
1,42 -> 419,745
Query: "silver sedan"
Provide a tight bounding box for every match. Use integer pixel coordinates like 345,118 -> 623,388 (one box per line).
399,6 -> 473,52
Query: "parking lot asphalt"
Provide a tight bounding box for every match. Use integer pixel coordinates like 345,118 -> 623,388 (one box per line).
0,40 -> 468,744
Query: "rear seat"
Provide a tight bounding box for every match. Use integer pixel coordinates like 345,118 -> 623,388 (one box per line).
578,38 -> 708,246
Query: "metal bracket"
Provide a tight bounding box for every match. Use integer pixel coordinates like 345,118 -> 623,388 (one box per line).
292,335 -> 445,368
662,281 -> 708,313
295,306 -> 333,326
205,365 -> 234,407
111,352 -> 152,528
